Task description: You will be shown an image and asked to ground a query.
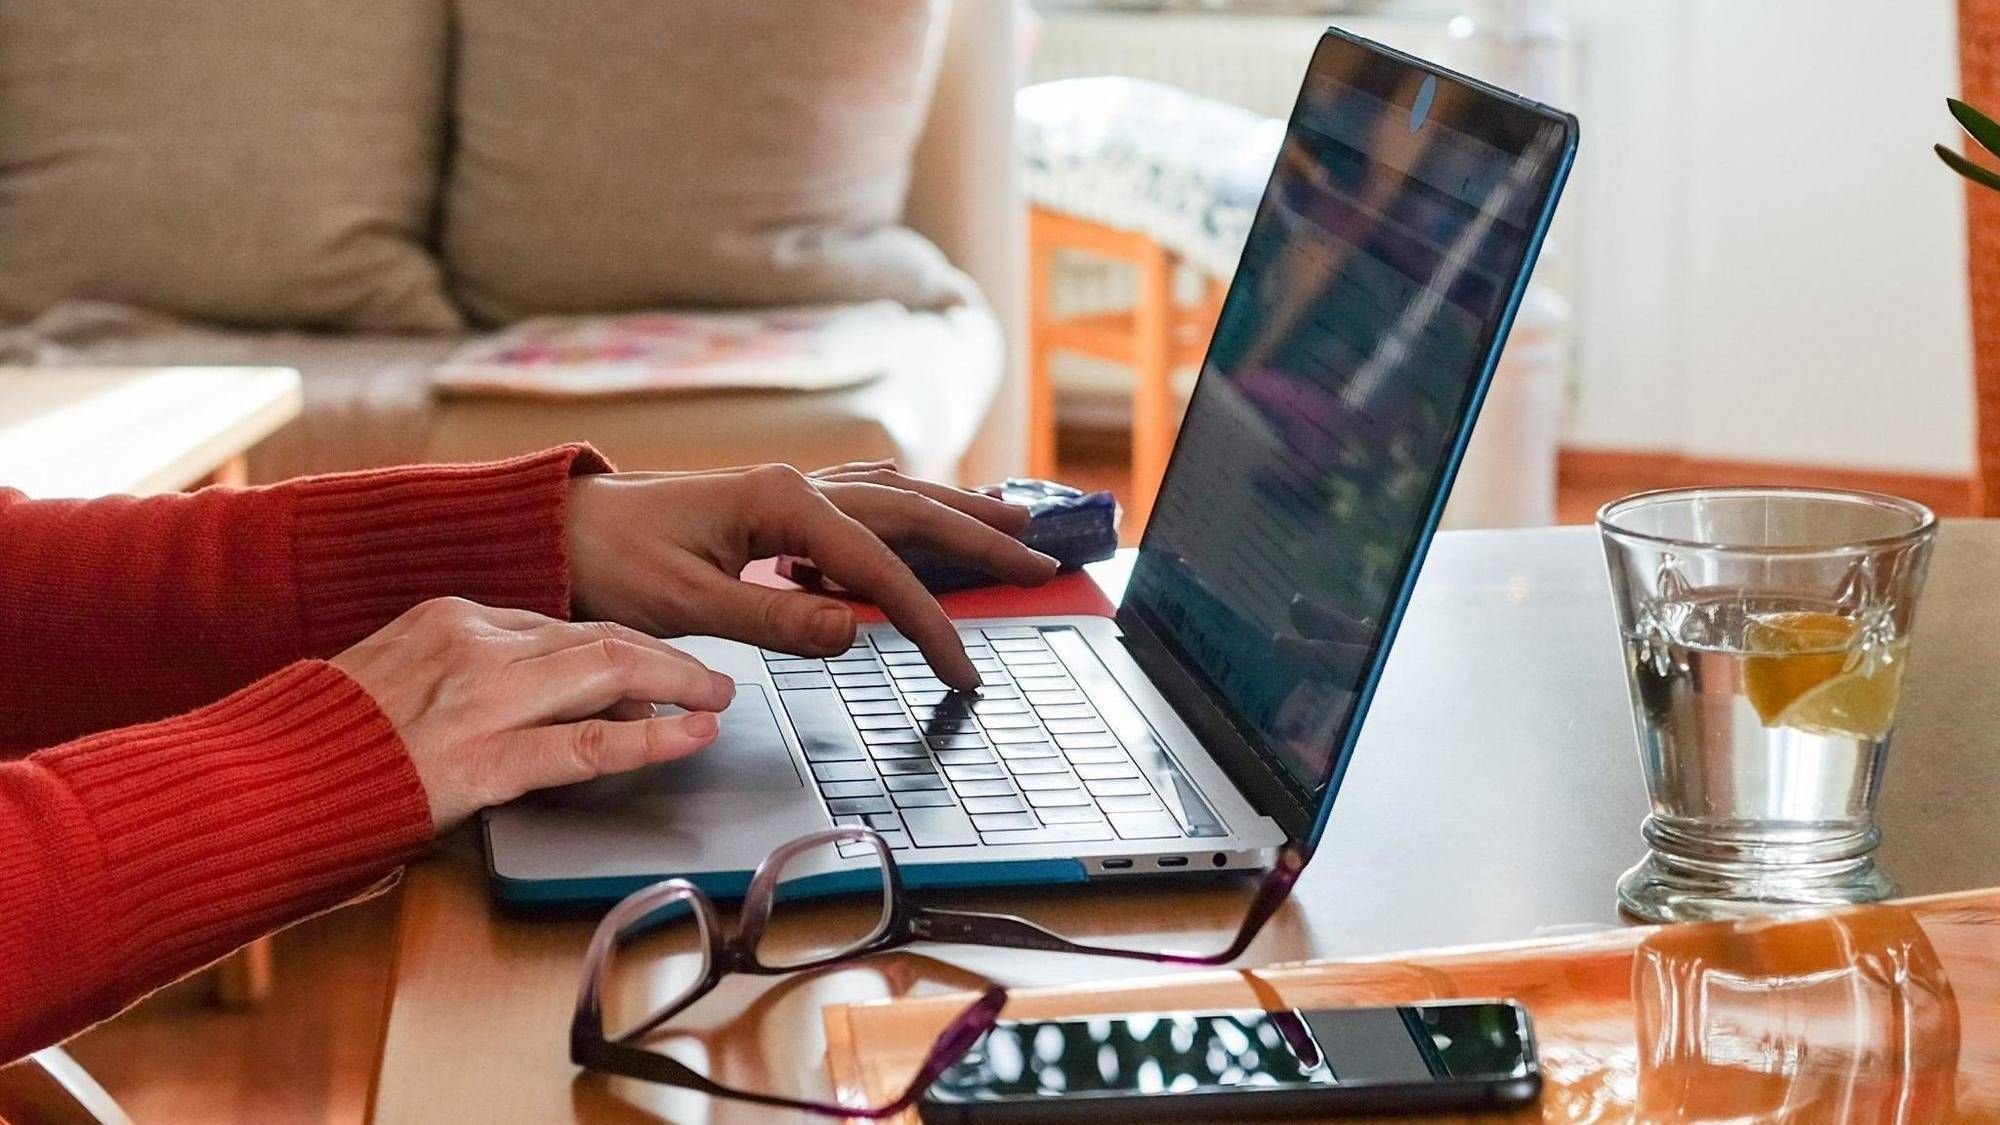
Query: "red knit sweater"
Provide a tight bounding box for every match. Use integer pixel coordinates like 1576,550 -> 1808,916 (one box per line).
0,445 -> 610,1062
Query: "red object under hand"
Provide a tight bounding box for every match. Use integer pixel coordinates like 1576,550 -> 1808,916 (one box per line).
741,558 -> 1115,622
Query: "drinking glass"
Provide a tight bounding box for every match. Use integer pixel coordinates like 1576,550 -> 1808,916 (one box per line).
1598,488 -> 1936,923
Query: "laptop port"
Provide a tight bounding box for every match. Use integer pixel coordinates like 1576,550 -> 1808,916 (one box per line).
1156,856 -> 1189,868
1101,858 -> 1133,870
1212,853 -> 1227,868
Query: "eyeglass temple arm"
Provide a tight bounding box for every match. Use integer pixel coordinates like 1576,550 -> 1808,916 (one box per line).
908,841 -> 1307,965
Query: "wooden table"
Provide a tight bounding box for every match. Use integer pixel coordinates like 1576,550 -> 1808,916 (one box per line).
0,366 -> 301,497
369,524 -> 2000,1123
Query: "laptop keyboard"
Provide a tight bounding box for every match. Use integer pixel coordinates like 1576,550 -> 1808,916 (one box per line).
762,626 -> 1188,853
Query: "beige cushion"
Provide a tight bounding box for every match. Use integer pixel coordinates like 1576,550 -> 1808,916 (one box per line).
0,0 -> 460,332
443,0 -> 969,326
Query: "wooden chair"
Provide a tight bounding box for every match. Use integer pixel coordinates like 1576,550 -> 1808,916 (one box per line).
1962,0 -> 2000,513
1026,205 -> 1226,528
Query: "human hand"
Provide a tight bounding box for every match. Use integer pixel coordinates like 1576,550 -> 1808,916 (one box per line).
566,461 -> 1059,690
331,597 -> 734,831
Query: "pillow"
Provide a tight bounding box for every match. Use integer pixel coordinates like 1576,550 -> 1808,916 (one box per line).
442,0 -> 967,326
0,0 -> 460,332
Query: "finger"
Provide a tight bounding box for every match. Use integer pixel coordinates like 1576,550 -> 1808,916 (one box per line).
600,698 -> 659,722
828,483 -> 1058,586
752,483 -> 980,689
809,458 -> 898,479
666,564 -> 860,657
820,469 -> 1030,534
517,618 -> 712,671
494,711 -> 721,799
503,636 -> 735,725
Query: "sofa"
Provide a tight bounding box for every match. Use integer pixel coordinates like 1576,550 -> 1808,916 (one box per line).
0,0 -> 1025,485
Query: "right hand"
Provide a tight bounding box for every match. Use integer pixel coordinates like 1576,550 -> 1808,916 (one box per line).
331,597 -> 734,832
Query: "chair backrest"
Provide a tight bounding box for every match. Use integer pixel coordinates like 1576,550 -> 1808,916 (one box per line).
1960,0 -> 2000,513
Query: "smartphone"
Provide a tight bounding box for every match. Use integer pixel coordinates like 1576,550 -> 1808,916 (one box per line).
917,1000 -> 1538,1123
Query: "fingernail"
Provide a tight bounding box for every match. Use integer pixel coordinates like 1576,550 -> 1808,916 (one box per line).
684,712 -> 719,739
710,672 -> 736,701
811,606 -> 854,651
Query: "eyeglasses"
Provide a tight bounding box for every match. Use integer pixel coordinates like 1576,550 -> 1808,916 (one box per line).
571,826 -> 1311,1119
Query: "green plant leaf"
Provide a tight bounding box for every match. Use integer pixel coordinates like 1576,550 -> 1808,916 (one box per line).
1951,97 -> 2000,160
1937,142 -> 2000,193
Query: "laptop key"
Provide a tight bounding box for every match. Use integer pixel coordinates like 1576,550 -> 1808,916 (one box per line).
866,812 -> 904,831
820,780 -> 885,799
834,672 -> 889,688
926,734 -> 988,750
1074,761 -> 1141,781
952,779 -> 1015,798
998,651 -> 1058,667
1008,758 -> 1071,775
972,698 -> 1031,715
990,638 -> 1047,652
868,743 -> 929,761
982,824 -> 1115,845
901,805 -> 980,847
1037,804 -> 1106,822
1096,794 -> 1164,813
1109,811 -> 1183,839
902,690 -> 950,706
841,686 -> 897,702
1033,704 -> 1098,721
812,761 -> 875,783
773,671 -> 833,690
1061,747 -> 1128,765
862,728 -> 923,745
1085,778 -> 1152,798
982,626 -> 1041,640
827,797 -> 893,815
970,659 -> 1007,675
989,728 -> 1051,744
834,815 -> 866,826
845,699 -> 905,716
827,657 -> 882,673
944,764 -> 1007,782
1045,718 -> 1107,735
897,677 -> 951,694
889,664 -> 938,680
935,748 -> 997,766
969,685 -> 1021,700
884,773 -> 947,791
892,788 -> 957,809
1013,773 -> 1080,791
877,758 -> 938,775
853,713 -> 915,731
880,650 -> 930,665
840,831 -> 914,856
970,812 -> 1039,832
1025,689 -> 1087,706
1055,732 -> 1120,750
979,713 -> 1041,730
782,688 -> 867,762
919,720 -> 980,737
1026,789 -> 1094,808
871,633 -> 919,652
766,659 -> 825,675
995,742 -> 1060,760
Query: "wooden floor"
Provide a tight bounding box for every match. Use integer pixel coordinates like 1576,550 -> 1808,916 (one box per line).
43,434 -> 1975,1122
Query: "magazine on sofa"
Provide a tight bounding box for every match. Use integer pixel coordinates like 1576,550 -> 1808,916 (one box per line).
432,301 -> 909,397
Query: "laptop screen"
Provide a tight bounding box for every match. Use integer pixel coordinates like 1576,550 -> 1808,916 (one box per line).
1124,33 -> 1573,805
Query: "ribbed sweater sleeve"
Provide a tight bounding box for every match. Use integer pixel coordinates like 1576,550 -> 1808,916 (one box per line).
0,445 -> 612,753
0,661 -> 432,1061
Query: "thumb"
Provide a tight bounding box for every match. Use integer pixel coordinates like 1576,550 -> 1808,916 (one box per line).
681,570 -> 860,657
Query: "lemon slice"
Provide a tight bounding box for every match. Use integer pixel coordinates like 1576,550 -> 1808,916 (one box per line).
1741,611 -> 1857,725
1772,654 -> 1905,741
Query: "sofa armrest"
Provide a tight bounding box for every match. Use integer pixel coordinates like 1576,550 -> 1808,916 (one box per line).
906,0 -> 1024,483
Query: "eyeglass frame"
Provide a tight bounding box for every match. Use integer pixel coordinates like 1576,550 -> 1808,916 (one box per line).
570,824 -> 1312,1119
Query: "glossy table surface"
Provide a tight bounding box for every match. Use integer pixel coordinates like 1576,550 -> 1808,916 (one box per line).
368,524 -> 2000,1123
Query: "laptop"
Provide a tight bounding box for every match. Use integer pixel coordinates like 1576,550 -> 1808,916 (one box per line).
484,29 -> 1579,907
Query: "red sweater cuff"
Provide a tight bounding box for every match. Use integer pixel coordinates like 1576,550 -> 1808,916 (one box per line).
33,661 -> 432,1008
290,444 -> 614,653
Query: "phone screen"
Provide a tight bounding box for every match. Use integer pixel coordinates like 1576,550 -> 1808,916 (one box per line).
925,1001 -> 1533,1105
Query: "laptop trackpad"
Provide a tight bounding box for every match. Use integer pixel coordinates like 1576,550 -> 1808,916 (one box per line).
527,684 -> 800,807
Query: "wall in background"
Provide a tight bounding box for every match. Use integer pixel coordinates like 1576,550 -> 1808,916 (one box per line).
1553,0 -> 1973,474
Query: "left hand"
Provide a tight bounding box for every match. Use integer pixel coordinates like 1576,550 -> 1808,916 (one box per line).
565,461 -> 1059,689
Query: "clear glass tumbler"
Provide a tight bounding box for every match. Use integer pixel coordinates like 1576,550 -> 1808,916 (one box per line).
1598,488 -> 1936,923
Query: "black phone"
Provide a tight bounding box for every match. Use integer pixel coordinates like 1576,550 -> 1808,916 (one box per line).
916,1000 -> 1539,1123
